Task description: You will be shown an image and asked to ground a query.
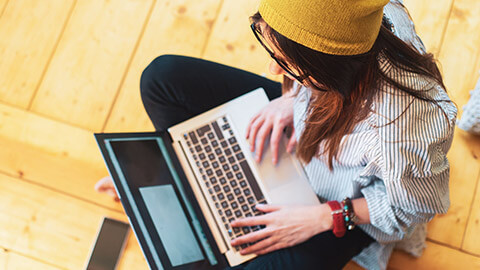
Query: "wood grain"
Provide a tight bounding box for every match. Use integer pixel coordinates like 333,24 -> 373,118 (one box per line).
0,136 -> 122,212
426,0 -> 480,249
403,0 -> 453,55
388,241 -> 480,270
463,166 -> 480,255
30,0 -> 153,131
104,0 -> 223,132
0,248 -> 61,270
201,0 -> 280,81
0,0 -> 74,108
0,173 -> 147,269
0,103 -> 104,167
427,129 -> 480,248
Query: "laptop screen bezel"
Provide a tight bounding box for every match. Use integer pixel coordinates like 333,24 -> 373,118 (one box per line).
94,132 -> 228,270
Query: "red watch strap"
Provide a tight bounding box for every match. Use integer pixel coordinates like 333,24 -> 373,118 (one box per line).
327,201 -> 346,237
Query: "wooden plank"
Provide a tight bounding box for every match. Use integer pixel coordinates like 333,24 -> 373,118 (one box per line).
427,129 -> 480,247
0,248 -> 61,270
0,174 -> 147,269
201,0 -> 281,81
0,103 -> 104,167
387,241 -> 480,269
462,160 -> 480,255
104,0 -> 223,132
0,136 -> 123,212
30,0 -> 153,131
0,0 -> 74,108
403,0 -> 453,55
426,0 -> 480,248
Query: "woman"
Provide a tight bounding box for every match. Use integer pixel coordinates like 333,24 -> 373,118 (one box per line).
97,0 -> 457,269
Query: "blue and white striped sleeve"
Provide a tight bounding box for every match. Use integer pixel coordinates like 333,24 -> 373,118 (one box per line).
357,90 -> 457,243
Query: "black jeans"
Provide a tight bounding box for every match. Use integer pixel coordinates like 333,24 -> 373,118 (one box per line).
140,55 -> 375,270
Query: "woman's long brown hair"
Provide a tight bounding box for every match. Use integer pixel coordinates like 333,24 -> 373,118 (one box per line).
251,12 -> 454,170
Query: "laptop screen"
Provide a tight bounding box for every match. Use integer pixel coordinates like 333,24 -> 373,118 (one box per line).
99,135 -> 223,270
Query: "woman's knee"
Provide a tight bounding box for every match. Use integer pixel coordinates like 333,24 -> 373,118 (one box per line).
139,54 -> 189,100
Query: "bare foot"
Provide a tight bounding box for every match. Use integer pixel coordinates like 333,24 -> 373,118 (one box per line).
95,176 -> 120,201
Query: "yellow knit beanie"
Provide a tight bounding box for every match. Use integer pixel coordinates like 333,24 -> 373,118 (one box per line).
258,0 -> 389,56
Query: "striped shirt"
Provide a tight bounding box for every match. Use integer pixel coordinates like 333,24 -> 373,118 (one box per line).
292,1 -> 458,269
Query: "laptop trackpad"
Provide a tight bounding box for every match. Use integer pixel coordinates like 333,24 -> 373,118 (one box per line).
252,137 -> 319,206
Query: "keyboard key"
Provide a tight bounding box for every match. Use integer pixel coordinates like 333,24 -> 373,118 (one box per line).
219,177 -> 226,185
190,148 -> 194,154
222,124 -> 230,130
214,185 -> 220,192
205,145 -> 212,152
201,138 -> 208,145
229,130 -> 234,136
218,209 -> 223,215
212,121 -> 224,140
238,196 -> 245,203
207,132 -> 215,139
232,144 -> 241,152
226,172 -> 233,179
216,170 -> 222,177
240,180 -> 247,188
223,186 -> 231,193
232,164 -> 239,171
212,161 -> 219,168
220,141 -> 228,148
242,204 -> 249,211
212,195 -> 217,201
247,197 -> 255,204
222,216 -> 227,223
187,141 -> 191,146
199,153 -> 206,160
236,172 -> 243,179
235,210 -> 242,217
223,164 -> 230,171
219,156 -> 226,163
239,160 -> 264,201
196,124 -> 211,137
212,140 -> 218,147
228,137 -> 237,144
245,213 -> 252,217
215,148 -> 222,155
206,182 -> 210,187
244,189 -> 251,196
221,201 -> 228,208
225,209 -> 232,217
242,227 -> 251,234
230,180 -> 237,187
233,227 -> 241,234
234,188 -> 241,195
225,149 -> 232,156
227,193 -> 234,201
208,153 -> 215,160
228,156 -> 235,164
231,202 -> 238,209
218,193 -> 225,200
236,152 -> 244,160
188,131 -> 198,144
193,154 -> 197,160
202,161 -> 209,168
210,177 -> 217,184
195,145 -> 202,152
215,202 -> 220,208
206,169 -> 213,176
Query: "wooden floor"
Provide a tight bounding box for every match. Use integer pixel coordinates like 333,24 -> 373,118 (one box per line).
1,0 -> 480,269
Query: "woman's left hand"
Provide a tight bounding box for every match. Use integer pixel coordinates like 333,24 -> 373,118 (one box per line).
230,203 -> 332,255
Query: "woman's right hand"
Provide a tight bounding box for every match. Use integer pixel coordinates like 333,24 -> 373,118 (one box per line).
245,94 -> 297,165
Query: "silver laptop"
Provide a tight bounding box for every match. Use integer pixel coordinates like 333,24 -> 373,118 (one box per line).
95,87 -> 320,269
167,87 -> 319,266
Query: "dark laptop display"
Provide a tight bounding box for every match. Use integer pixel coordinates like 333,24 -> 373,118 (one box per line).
95,132 -> 229,270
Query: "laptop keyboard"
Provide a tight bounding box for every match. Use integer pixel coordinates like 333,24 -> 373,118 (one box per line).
183,115 -> 266,251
